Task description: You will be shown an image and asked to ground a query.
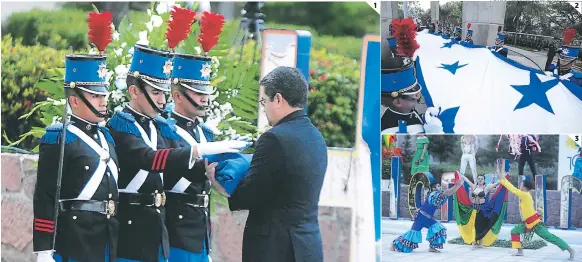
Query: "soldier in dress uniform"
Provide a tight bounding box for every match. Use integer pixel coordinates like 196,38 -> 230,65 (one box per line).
107,45 -> 248,262
381,19 -> 444,134
547,29 -> 582,86
162,52 -> 217,261
33,38 -> 119,262
453,26 -> 462,41
444,24 -> 452,38
489,26 -> 508,57
462,23 -> 474,45
428,23 -> 436,34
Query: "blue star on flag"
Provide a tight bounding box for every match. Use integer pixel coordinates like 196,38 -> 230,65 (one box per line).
441,41 -> 455,49
510,72 -> 559,114
438,61 -> 467,75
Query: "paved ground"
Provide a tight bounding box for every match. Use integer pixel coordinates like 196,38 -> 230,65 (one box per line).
382,218 -> 582,261
505,45 -> 549,71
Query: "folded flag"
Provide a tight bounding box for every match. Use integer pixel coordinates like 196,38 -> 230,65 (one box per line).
211,153 -> 252,195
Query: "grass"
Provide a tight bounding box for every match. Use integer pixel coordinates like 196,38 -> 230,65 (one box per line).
448,237 -> 548,250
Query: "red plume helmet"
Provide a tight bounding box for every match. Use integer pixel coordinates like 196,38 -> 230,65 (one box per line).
563,28 -> 577,45
198,11 -> 225,54
87,11 -> 113,54
391,18 -> 420,58
467,23 -> 471,29
165,6 -> 197,50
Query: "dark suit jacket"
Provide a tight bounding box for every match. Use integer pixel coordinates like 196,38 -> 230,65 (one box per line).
229,110 -> 328,262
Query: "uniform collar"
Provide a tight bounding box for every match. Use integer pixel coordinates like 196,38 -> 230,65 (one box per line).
124,105 -> 153,123
70,114 -> 101,135
172,110 -> 200,128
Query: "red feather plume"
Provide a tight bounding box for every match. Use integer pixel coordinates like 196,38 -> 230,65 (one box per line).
563,28 -> 577,45
165,6 -> 197,50
391,18 -> 419,58
87,11 -> 113,53
198,11 -> 225,53
467,23 -> 471,29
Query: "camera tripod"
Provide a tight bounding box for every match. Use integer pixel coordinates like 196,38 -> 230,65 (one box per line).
229,2 -> 266,63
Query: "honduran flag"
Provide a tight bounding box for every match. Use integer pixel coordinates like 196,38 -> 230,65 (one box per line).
414,31 -> 582,134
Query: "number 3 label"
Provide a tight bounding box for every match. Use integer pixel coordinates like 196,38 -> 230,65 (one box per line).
569,134 -> 582,147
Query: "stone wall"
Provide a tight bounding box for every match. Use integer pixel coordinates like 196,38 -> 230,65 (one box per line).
1,153 -> 352,262
382,184 -> 582,227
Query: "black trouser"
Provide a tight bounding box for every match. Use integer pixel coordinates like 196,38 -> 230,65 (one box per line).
518,152 -> 537,176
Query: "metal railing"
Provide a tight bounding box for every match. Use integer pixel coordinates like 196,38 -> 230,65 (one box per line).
505,31 -> 556,51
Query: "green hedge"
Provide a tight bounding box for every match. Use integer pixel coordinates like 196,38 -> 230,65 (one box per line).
307,49 -> 359,148
2,8 -> 149,51
3,8 -> 367,60
261,2 -> 379,38
1,35 -> 69,149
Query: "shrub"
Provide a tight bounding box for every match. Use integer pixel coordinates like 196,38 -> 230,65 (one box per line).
307,49 -> 359,148
3,8 -> 367,60
261,2 -> 379,38
1,35 -> 68,150
2,8 -> 149,51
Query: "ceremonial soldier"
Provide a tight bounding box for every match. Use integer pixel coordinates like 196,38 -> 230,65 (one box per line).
108,44 -> 248,262
489,26 -> 508,57
163,52 -> 217,261
33,12 -> 119,262
445,24 -> 451,39
381,18 -> 444,134
453,26 -> 462,41
428,23 -> 436,34
461,23 -> 474,45
548,29 -> 582,85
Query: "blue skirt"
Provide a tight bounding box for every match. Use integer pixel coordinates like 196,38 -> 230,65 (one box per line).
116,247 -> 167,262
168,241 -> 209,262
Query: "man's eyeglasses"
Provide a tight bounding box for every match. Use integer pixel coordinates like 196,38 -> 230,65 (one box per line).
259,98 -> 266,107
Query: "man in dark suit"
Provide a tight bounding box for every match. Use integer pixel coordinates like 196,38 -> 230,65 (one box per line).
208,66 -> 328,262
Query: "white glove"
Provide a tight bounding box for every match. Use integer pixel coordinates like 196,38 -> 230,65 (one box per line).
423,107 -> 444,134
196,140 -> 251,157
36,251 -> 56,262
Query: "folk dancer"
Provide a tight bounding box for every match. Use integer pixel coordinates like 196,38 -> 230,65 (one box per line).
391,173 -> 464,253
33,11 -> 119,262
497,173 -> 575,260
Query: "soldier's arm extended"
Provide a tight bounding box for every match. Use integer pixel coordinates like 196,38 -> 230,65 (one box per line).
228,132 -> 284,211
107,112 -> 197,175
33,125 -> 76,254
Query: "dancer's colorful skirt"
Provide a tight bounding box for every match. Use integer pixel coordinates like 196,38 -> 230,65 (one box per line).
393,213 -> 447,253
454,180 -> 508,246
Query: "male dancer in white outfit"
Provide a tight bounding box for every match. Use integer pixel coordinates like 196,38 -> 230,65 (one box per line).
460,135 -> 479,182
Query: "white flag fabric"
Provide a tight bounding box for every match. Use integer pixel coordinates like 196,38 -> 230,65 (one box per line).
413,30 -> 582,134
